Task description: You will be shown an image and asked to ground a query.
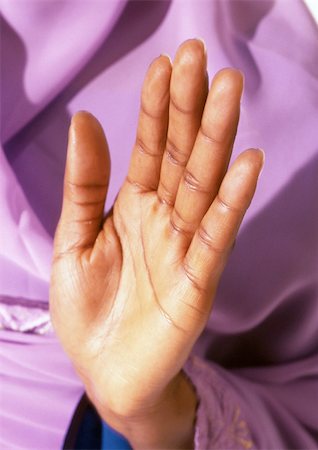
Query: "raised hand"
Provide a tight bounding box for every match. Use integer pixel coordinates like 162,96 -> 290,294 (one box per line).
50,39 -> 264,449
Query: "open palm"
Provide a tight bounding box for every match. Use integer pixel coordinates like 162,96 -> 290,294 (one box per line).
50,40 -> 264,425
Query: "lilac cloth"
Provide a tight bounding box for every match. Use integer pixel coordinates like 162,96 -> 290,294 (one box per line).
1,1 -> 318,449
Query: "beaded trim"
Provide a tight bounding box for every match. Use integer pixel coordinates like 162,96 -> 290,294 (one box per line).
0,295 -> 53,335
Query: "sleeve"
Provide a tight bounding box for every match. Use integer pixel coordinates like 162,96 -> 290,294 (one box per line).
101,420 -> 132,450
183,354 -> 318,450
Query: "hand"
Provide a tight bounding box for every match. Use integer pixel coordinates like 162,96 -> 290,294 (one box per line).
50,39 -> 264,448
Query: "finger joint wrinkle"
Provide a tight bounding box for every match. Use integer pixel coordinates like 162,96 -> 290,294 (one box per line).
157,182 -> 174,206
135,137 -> 161,158
170,211 -> 193,238
170,95 -> 196,116
182,261 -> 207,296
66,180 -> 109,190
183,168 -> 210,193
215,193 -> 241,214
166,138 -> 188,166
199,126 -> 224,146
69,198 -> 105,207
125,176 -> 151,193
140,101 -> 162,121
70,214 -> 102,225
198,224 -> 225,254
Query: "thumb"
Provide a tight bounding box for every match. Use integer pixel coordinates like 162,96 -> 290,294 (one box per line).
54,111 -> 110,257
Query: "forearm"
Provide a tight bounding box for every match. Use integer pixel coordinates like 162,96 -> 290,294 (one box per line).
90,371 -> 198,450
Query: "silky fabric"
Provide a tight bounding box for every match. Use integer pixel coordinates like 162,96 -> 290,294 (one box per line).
1,1 -> 318,448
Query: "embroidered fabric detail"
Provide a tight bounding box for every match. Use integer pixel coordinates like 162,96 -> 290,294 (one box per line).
0,295 -> 53,335
183,355 -> 255,450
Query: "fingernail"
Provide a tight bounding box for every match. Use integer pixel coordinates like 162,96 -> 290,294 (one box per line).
239,70 -> 245,96
196,37 -> 207,54
258,148 -> 266,177
160,53 -> 172,64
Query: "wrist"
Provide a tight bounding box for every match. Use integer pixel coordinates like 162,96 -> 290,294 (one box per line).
91,370 -> 198,449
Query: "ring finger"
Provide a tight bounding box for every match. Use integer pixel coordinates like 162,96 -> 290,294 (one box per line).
170,68 -> 244,241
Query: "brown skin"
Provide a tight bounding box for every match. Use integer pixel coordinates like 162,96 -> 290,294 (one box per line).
50,39 -> 264,449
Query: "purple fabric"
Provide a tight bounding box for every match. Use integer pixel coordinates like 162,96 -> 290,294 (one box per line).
1,1 -> 318,448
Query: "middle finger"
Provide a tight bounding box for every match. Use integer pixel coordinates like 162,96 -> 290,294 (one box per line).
157,39 -> 208,206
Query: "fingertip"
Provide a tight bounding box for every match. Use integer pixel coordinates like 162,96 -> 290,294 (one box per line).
71,110 -> 103,133
159,53 -> 172,66
148,54 -> 172,76
175,38 -> 207,67
69,111 -> 107,149
256,148 -> 266,176
257,147 -> 266,167
70,111 -> 88,144
71,110 -> 97,131
195,37 -> 207,54
142,55 -> 172,114
212,67 -> 244,96
245,147 -> 265,167
235,148 -> 265,179
144,55 -> 172,91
